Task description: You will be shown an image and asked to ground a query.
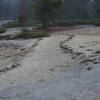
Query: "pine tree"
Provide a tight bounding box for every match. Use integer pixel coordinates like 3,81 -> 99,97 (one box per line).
33,0 -> 63,30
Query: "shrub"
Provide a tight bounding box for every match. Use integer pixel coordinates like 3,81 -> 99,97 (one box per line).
32,31 -> 48,38
3,21 -> 22,28
55,19 -> 100,26
0,28 -> 6,33
93,19 -> 100,26
16,28 -> 48,39
56,21 -> 76,26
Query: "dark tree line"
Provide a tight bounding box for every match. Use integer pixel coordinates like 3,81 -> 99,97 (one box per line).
63,0 -> 100,19
0,0 -> 32,20
0,0 -> 20,19
0,0 -> 100,20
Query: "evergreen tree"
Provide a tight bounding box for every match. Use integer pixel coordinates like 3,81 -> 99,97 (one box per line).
33,0 -> 63,30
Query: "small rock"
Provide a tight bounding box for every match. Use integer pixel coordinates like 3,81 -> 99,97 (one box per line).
0,69 -> 5,72
86,49 -> 93,51
87,67 -> 93,71
11,63 -> 20,69
48,68 -> 55,71
11,64 -> 16,68
80,58 -> 96,64
5,67 -> 9,71
10,82 -> 14,84
95,50 -> 100,54
74,52 -> 83,56
79,46 -> 86,48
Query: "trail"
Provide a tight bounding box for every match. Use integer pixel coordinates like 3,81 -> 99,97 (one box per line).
0,26 -> 100,100
0,35 -> 72,88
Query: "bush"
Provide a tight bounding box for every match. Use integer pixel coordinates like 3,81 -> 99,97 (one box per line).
56,21 -> 76,26
0,28 -> 6,33
16,28 -> 48,39
3,21 -> 22,28
55,19 -> 100,26
32,31 -> 48,38
93,19 -> 100,26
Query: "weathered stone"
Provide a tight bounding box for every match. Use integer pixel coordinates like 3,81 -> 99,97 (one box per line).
95,50 -> 100,54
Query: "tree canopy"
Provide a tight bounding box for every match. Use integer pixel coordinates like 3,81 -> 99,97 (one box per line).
33,0 -> 63,30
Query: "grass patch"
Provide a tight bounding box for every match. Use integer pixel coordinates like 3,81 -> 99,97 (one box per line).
0,28 -> 49,40
93,19 -> 100,26
0,28 -> 6,33
15,28 -> 49,39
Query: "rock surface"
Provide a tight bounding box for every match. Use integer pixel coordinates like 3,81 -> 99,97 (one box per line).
0,39 -> 39,74
0,64 -> 100,100
0,25 -> 99,99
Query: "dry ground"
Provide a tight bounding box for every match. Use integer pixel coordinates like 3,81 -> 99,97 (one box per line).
0,25 -> 100,100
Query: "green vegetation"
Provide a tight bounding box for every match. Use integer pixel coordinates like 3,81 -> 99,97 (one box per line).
2,19 -> 100,30
0,28 -> 6,33
0,28 -> 49,40
94,19 -> 100,26
55,19 -> 100,26
0,0 -> 100,21
3,21 -> 22,28
33,0 -> 63,30
15,28 -> 48,39
2,19 -> 40,28
1,0 -> 100,35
